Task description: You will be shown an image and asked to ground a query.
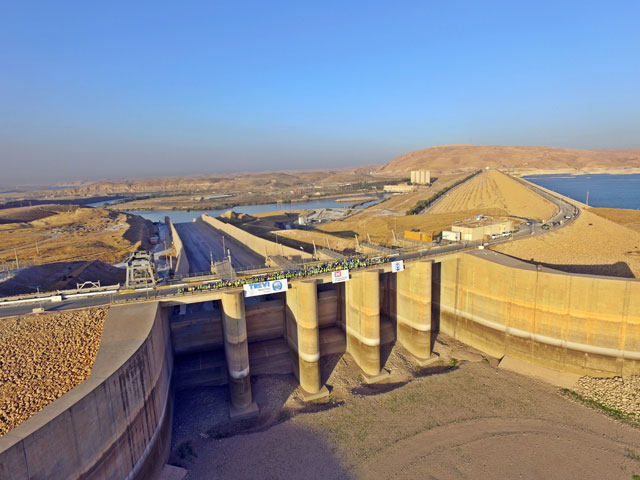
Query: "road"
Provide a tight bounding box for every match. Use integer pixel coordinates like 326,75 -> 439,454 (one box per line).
0,173 -> 581,318
174,219 -> 265,274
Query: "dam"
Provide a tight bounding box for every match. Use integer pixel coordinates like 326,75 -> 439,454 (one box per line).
1,248 -> 639,479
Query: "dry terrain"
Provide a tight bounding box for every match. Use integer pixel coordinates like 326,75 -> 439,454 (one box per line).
0,206 -> 153,267
170,336 -> 640,480
0,308 -> 107,436
429,169 -> 557,220
591,208 -> 640,232
379,144 -> 640,174
494,209 -> 640,278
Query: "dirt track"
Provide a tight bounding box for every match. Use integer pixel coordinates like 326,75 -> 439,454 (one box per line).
170,336 -> 640,479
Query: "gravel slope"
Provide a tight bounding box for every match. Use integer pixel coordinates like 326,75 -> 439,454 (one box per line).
0,308 -> 107,436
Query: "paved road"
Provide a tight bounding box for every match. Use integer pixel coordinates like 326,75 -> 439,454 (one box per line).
0,173 -> 581,318
174,220 -> 265,274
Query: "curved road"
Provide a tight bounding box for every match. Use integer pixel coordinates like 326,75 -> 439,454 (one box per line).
0,173 -> 581,318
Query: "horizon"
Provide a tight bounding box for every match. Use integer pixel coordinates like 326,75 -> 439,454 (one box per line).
2,1 -> 640,184
3,142 -> 640,189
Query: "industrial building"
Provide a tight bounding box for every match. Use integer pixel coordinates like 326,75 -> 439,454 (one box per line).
383,184 -> 417,193
451,220 -> 514,242
404,230 -> 439,243
410,170 -> 431,185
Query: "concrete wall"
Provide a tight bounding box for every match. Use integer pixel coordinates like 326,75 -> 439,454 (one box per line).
168,219 -> 190,277
201,214 -> 313,260
0,302 -> 174,480
438,252 -> 640,376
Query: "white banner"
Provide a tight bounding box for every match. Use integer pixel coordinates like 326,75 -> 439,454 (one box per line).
331,269 -> 350,283
391,260 -> 405,273
243,278 -> 289,297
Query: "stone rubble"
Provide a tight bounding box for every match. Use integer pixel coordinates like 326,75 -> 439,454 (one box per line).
0,308 -> 107,436
574,375 -> 640,421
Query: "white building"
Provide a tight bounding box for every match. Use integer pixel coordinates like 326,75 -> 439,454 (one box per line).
410,170 -> 431,185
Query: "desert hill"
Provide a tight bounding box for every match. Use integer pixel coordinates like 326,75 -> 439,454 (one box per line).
379,145 -> 640,173
34,168 -> 384,197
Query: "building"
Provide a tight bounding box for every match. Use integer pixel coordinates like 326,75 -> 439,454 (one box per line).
404,230 -> 438,243
410,170 -> 431,185
451,220 -> 514,242
383,184 -> 417,193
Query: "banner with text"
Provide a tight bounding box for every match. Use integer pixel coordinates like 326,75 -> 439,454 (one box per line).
391,260 -> 405,273
331,269 -> 350,283
243,278 -> 289,297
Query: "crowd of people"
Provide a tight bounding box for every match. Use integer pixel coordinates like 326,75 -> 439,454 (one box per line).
177,256 -> 392,294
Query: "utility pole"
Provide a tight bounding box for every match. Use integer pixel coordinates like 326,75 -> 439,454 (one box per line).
35,240 -> 40,256
222,235 -> 226,256
586,190 -> 589,206
14,248 -> 19,270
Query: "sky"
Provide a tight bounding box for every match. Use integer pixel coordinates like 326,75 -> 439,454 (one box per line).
1,1 -> 640,185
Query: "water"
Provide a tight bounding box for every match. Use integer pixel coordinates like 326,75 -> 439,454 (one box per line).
524,174 -> 640,209
86,198 -> 128,207
128,195 -> 387,223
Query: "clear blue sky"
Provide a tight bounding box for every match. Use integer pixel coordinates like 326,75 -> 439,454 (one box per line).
2,1 -> 639,185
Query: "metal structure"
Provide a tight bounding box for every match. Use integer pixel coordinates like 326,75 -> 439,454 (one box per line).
125,251 -> 157,288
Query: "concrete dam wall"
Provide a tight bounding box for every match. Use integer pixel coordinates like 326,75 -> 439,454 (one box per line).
0,303 -> 174,480
437,251 -> 640,376
168,219 -> 190,277
4,249 -> 640,478
201,214 -> 313,260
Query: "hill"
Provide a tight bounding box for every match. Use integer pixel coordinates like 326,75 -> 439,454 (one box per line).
379,145 -> 640,174
429,170 -> 557,220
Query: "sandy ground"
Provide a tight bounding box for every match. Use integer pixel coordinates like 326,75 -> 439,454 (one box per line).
591,208 -> 640,232
0,308 -> 107,436
494,209 -> 640,278
0,206 -> 153,267
169,336 -> 640,480
429,169 -> 557,220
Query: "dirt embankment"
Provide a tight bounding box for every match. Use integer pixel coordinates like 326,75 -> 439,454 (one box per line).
591,208 -> 640,232
0,206 -> 154,267
429,169 -> 557,220
0,308 -> 107,436
494,209 -> 640,278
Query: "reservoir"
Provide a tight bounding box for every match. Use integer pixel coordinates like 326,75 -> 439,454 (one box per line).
524,173 -> 640,210
129,194 -> 387,223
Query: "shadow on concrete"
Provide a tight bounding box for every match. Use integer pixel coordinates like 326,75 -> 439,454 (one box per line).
431,262 -> 441,352
321,353 -> 344,386
497,251 -> 637,279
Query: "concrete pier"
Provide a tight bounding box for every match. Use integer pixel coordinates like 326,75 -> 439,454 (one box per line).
286,280 -> 328,399
345,269 -> 387,380
221,292 -> 258,419
396,260 -> 434,363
